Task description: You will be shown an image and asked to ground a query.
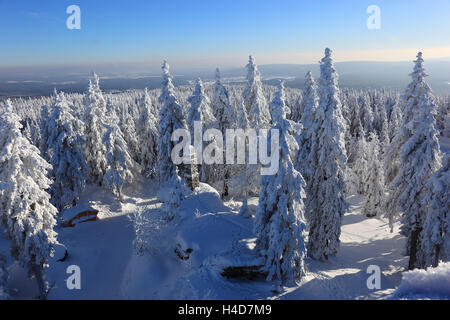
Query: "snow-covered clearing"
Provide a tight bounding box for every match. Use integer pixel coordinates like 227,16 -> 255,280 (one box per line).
2,182 -> 409,300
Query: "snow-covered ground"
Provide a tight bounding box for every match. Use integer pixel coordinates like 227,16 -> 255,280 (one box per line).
3,131 -> 449,300
1,181 -> 412,300
392,262 -> 450,299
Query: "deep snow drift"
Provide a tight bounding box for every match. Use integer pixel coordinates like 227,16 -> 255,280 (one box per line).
392,262 -> 450,299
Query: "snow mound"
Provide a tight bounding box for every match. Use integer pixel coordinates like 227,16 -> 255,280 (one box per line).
392,262 -> 450,300
179,183 -> 229,216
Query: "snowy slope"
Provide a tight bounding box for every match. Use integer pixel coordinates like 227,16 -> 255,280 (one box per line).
1,180 -> 413,300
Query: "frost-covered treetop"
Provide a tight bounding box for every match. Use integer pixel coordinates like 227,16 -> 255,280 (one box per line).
187,78 -> 215,126
319,48 -> 339,90
92,72 -> 101,90
191,78 -> 207,100
159,60 -> 176,105
305,71 -> 316,91
215,68 -> 221,82
85,73 -> 107,117
410,52 -> 428,82
213,68 -> 230,103
0,99 -> 21,138
271,81 -> 290,123
302,71 -> 319,125
243,55 -> 271,128
246,55 -> 261,82
403,52 -> 433,121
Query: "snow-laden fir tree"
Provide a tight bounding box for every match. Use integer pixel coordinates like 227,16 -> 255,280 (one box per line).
388,102 -> 403,146
306,48 -> 348,261
157,61 -> 189,184
187,79 -> 216,131
211,69 -> 235,198
385,52 -> 431,185
230,100 -> 253,198
211,68 -> 235,130
22,116 -> 41,152
362,133 -> 385,218
83,74 -> 108,185
39,104 -> 51,161
46,91 -> 88,211
295,71 -> 318,184
119,103 -> 140,163
351,132 -> 371,195
387,53 -> 442,269
187,78 -> 216,183
254,81 -> 307,284
103,112 -> 140,202
242,55 -> 271,129
373,93 -> 390,152
436,97 -> 449,136
358,92 -> 374,137
0,99 -> 58,298
417,154 -> 450,268
241,56 -> 269,196
136,88 -> 158,177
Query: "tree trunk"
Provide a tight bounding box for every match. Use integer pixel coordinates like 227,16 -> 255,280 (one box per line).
408,227 -> 422,270
31,264 -> 46,300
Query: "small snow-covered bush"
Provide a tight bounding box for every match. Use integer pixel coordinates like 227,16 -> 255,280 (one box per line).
392,262 -> 450,300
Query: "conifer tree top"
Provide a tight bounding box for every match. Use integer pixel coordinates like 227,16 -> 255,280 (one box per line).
271,81 -> 289,123
215,68 -> 221,82
246,55 -> 261,81
410,52 -> 428,81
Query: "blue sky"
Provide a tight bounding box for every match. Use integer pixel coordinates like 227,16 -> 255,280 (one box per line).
0,0 -> 449,69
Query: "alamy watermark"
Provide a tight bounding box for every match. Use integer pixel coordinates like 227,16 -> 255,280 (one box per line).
366,265 -> 381,290
66,5 -> 81,30
66,265 -> 81,290
171,121 -> 280,176
366,5 -> 381,30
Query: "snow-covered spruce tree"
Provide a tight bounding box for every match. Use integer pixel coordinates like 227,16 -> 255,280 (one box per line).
362,133 -> 385,218
103,112 -> 140,202
385,52 -> 431,185
242,55 -> 271,129
254,81 -> 307,284
46,91 -> 88,211
0,100 -> 58,298
119,103 -> 139,163
241,56 -> 270,196
211,68 -> 235,129
436,96 -> 449,136
358,92 -> 374,137
231,100 -> 252,198
351,133 -> 370,195
39,104 -> 51,161
295,71 -> 318,184
136,88 -> 158,177
157,61 -> 189,184
306,48 -> 348,261
373,92 -> 390,152
211,68 -> 235,198
22,116 -> 41,152
417,154 -> 450,268
289,90 -> 304,123
83,74 -> 108,185
388,102 -> 403,146
387,54 -> 442,269
187,78 -> 216,183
